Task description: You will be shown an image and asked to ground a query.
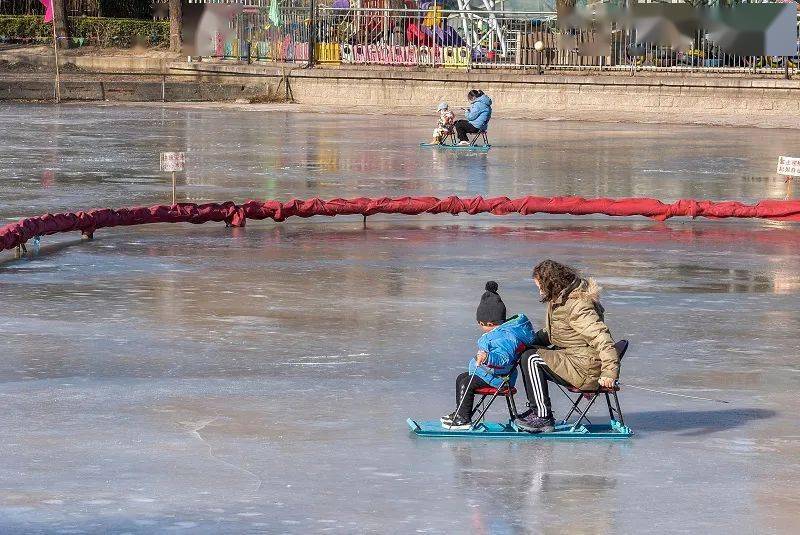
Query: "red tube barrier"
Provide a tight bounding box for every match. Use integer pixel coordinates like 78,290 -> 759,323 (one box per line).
2,195 -> 800,252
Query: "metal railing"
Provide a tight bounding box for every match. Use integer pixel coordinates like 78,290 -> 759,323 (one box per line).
216,7 -> 311,63
213,5 -> 799,76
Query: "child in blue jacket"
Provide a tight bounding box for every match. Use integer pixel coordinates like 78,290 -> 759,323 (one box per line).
441,281 -> 535,429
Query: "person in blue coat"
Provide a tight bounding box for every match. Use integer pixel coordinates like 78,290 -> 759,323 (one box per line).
453,89 -> 492,145
441,281 -> 535,430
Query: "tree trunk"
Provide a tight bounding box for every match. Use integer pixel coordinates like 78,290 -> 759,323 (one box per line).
52,0 -> 70,49
169,0 -> 182,53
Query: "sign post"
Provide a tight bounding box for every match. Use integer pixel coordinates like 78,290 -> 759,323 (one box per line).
777,156 -> 800,198
160,152 -> 185,205
52,20 -> 60,103
39,1 -> 59,102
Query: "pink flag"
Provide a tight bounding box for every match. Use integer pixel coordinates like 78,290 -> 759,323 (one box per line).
39,0 -> 53,23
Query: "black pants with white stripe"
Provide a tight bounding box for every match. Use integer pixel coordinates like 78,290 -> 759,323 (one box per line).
519,349 -> 572,418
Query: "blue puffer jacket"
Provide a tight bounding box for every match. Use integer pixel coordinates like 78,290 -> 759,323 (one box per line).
469,314 -> 535,388
465,94 -> 492,131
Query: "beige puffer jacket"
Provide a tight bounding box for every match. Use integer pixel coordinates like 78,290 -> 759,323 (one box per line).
534,278 -> 618,390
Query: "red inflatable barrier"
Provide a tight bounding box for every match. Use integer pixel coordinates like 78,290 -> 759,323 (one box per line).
2,195 -> 800,252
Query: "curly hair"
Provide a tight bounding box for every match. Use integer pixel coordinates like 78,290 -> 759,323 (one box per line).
532,259 -> 579,303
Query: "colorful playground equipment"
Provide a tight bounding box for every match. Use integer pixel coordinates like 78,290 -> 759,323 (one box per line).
201,1 -> 800,75
213,0 -> 514,67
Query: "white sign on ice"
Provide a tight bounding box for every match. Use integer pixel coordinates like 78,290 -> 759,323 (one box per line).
776,156 -> 800,177
160,152 -> 185,172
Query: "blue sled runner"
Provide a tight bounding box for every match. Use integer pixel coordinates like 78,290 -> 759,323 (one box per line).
420,142 -> 491,152
407,418 -> 633,440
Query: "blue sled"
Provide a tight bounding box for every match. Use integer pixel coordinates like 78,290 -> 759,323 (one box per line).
420,142 -> 491,152
407,418 -> 633,440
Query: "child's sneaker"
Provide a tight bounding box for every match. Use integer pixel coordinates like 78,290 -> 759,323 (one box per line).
516,415 -> 555,433
442,415 -> 472,430
440,412 -> 456,425
458,141 -> 470,146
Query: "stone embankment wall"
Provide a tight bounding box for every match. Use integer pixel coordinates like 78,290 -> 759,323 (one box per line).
0,78 -> 269,102
2,61 -> 799,128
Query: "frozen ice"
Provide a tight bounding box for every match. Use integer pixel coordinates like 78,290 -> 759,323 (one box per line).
0,103 -> 798,533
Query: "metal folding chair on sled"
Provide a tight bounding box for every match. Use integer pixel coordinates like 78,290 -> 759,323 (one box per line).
469,130 -> 490,147
444,129 -> 490,148
467,374 -> 519,430
556,340 -> 631,434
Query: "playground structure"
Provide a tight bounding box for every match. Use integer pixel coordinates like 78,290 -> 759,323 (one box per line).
214,1 -> 545,68
201,0 -> 800,75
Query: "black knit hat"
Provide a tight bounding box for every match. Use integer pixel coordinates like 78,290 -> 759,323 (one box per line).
476,281 -> 507,324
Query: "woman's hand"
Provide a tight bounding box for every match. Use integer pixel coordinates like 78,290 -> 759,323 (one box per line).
476,350 -> 488,366
598,377 -> 615,388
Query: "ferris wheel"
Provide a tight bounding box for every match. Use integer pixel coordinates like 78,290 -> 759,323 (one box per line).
453,0 -> 508,56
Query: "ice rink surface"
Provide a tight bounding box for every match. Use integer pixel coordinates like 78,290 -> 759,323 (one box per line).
1,104 -> 798,533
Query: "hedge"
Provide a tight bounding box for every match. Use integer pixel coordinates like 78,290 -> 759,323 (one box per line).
0,15 -> 169,48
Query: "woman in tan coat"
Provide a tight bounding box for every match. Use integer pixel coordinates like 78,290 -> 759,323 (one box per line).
517,259 -> 618,433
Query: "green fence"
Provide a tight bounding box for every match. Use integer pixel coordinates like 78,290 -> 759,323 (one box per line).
0,15 -> 169,47
0,0 -> 153,19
